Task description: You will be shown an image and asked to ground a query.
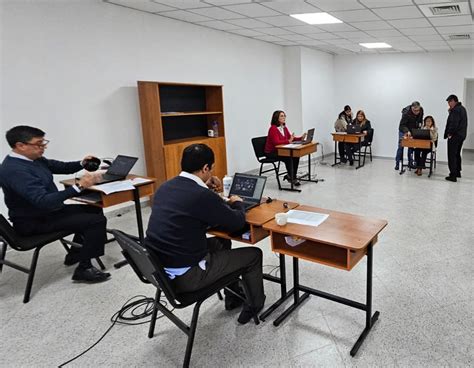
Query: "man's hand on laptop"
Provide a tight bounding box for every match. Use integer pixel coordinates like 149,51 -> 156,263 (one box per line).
206,176 -> 222,192
228,195 -> 243,205
77,172 -> 98,189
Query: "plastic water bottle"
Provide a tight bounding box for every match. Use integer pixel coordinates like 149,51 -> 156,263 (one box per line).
212,121 -> 219,137
223,175 -> 232,197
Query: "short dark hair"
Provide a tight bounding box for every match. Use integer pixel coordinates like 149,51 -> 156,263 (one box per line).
446,94 -> 458,102
344,105 -> 351,112
6,125 -> 45,148
181,144 -> 215,173
270,110 -> 285,126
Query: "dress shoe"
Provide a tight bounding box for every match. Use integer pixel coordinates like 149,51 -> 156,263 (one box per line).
456,174 -> 461,178
293,180 -> 301,186
225,295 -> 244,311
394,163 -> 399,171
72,266 -> 111,283
445,176 -> 457,182
64,251 -> 81,266
237,296 -> 266,325
340,158 -> 347,164
416,169 -> 422,176
349,160 -> 354,166
283,174 -> 290,182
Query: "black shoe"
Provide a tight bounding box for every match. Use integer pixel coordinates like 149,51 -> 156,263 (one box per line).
283,174 -> 290,182
456,174 -> 461,178
293,180 -> 301,186
72,266 -> 111,283
445,176 -> 457,182
394,163 -> 399,171
64,251 -> 81,266
349,160 -> 354,166
225,295 -> 244,311
341,158 -> 347,164
237,296 -> 266,325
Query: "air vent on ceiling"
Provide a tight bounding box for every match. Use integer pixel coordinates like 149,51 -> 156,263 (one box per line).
448,34 -> 471,40
429,5 -> 461,15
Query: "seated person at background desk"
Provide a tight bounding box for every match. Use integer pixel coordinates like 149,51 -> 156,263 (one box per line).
0,125 -> 110,283
145,144 -> 265,325
264,110 -> 306,186
395,101 -> 424,170
334,105 -> 352,163
414,115 -> 438,176
345,110 -> 372,166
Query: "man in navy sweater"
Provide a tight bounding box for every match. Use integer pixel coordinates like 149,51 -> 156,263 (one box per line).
0,125 -> 110,282
145,144 -> 265,325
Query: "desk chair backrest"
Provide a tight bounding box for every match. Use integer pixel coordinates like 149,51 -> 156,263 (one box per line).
111,230 -> 182,307
365,128 -> 374,145
251,136 -> 268,161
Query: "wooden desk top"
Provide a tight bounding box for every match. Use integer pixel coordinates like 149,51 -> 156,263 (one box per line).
276,142 -> 317,157
275,142 -> 318,150
263,205 -> 387,251
246,199 -> 299,226
61,174 -> 155,189
401,138 -> 432,149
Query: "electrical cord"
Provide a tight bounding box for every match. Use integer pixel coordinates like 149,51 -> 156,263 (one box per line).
58,295 -> 171,367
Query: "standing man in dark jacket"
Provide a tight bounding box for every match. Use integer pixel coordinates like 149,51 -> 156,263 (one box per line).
0,125 -> 110,282
444,94 -> 468,182
145,144 -> 265,325
395,101 -> 424,170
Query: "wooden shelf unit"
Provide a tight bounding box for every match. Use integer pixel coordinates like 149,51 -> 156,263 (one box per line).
138,81 -> 227,186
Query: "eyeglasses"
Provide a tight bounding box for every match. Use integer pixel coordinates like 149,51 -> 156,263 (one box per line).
23,139 -> 50,148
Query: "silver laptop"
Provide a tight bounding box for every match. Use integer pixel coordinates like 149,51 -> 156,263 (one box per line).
293,128 -> 315,144
95,155 -> 138,184
229,173 -> 267,211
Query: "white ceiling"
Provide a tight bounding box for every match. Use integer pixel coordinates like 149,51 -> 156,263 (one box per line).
104,0 -> 474,55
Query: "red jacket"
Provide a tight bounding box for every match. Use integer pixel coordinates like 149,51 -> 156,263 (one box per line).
264,125 -> 301,153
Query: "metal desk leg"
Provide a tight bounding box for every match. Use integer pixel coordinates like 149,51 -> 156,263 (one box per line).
350,242 -> 380,356
332,140 -> 339,166
356,138 -> 363,169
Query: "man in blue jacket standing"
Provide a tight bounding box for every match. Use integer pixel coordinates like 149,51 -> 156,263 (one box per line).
145,144 -> 265,325
395,101 -> 424,170
444,95 -> 468,182
0,125 -> 110,282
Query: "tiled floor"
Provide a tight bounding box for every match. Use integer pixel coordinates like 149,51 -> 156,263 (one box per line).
1,157 -> 473,367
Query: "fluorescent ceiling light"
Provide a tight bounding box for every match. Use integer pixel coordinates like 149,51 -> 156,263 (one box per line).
359,42 -> 392,49
290,12 -> 343,25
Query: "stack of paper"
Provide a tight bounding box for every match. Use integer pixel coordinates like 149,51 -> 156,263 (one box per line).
286,210 -> 329,227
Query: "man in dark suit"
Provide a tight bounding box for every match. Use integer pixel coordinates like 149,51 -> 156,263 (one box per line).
145,143 -> 265,325
444,94 -> 468,182
0,125 -> 110,282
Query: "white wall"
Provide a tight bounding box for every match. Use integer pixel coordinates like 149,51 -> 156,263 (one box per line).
283,47 -> 303,133
334,51 -> 474,162
464,79 -> 474,149
1,0 -> 285,181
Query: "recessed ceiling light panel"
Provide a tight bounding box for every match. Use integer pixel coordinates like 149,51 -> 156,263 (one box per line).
290,12 -> 343,25
359,42 -> 392,49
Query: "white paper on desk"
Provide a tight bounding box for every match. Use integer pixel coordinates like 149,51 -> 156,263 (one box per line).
281,143 -> 302,148
286,210 -> 329,227
130,177 -> 153,185
90,180 -> 135,195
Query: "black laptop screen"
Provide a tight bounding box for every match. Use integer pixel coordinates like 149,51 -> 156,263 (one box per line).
229,174 -> 266,203
107,155 -> 138,176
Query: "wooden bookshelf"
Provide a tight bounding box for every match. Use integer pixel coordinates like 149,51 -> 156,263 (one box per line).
137,81 -> 227,186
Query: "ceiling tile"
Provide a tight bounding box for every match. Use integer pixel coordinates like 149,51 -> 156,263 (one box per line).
226,17 -> 271,28
366,29 -> 404,37
409,34 -> 444,41
325,38 -> 355,45
279,34 -> 314,41
259,27 -> 296,36
437,25 -> 474,34
227,28 -> 265,37
253,34 -> 286,42
160,10 -> 212,22
400,27 -> 438,35
223,3 -> 280,17
450,45 -> 474,50
430,16 -> 474,27
372,6 -> 424,20
418,40 -> 449,46
447,39 -> 474,45
282,25 -> 325,34
413,0 -> 469,3
261,0 -> 321,15
305,0 -> 364,11
274,40 -> 299,46
314,23 -> 358,32
396,45 -> 425,51
382,36 -> 416,45
422,46 -> 452,51
190,7 -> 244,20
331,9 -> 381,22
388,18 -> 431,29
349,20 -> 393,30
153,1 -> 211,9
107,0 -> 175,12
256,15 -> 305,27
359,0 -> 413,7
306,32 -> 341,40
203,0 -> 252,5
297,39 -> 329,46
334,31 -> 372,39
198,20 -> 242,30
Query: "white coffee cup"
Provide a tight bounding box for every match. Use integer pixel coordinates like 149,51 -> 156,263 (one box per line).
208,129 -> 215,137
275,212 -> 288,226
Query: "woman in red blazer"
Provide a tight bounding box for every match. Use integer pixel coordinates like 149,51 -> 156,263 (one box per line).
264,110 -> 305,186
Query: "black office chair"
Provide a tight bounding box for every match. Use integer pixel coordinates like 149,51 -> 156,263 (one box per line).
111,230 -> 259,368
362,128 -> 374,165
251,136 -> 283,190
430,139 -> 438,169
0,215 -> 105,303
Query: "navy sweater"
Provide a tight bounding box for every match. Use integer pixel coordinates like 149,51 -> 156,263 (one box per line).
145,176 -> 246,268
0,155 -> 82,221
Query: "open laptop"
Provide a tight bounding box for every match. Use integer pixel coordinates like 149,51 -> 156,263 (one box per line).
346,124 -> 362,134
95,155 -> 139,184
411,129 -> 431,140
293,128 -> 315,145
229,173 -> 267,211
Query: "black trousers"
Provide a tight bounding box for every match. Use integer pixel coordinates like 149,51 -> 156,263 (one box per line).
13,205 -> 106,262
414,148 -> 430,169
266,151 -> 300,180
447,136 -> 464,177
172,237 -> 265,308
338,142 -> 346,162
